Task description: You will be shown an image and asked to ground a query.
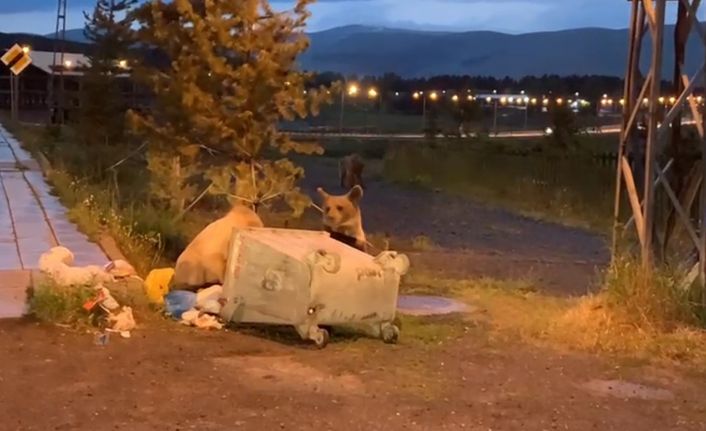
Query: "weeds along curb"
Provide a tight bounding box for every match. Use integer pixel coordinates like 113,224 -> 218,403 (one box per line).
13,124 -> 135,269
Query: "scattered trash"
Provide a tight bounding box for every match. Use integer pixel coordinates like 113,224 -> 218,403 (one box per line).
94,332 -> 110,346
104,260 -> 137,279
38,246 -> 140,339
83,285 -> 121,313
106,328 -> 132,339
195,284 -> 224,315
38,246 -> 112,286
180,308 -> 224,330
164,290 -> 197,319
144,268 -> 175,305
108,306 -> 136,336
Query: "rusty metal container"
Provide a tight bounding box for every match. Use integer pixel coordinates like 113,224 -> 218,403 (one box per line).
220,228 -> 409,347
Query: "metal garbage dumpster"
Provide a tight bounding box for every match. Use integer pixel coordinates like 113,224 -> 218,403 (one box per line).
219,228 -> 410,348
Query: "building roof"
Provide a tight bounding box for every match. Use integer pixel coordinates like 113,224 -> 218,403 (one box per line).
28,51 -> 90,76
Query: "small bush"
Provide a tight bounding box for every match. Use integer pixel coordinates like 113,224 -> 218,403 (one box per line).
603,258 -> 704,330
29,281 -> 96,325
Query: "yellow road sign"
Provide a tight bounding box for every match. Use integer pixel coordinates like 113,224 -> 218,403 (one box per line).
2,43 -> 32,75
1,44 -> 23,65
10,54 -> 31,75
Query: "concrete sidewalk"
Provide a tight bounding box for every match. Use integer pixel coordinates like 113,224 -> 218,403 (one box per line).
0,124 -> 107,318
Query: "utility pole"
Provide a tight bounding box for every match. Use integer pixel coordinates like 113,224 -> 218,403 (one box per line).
49,0 -> 68,125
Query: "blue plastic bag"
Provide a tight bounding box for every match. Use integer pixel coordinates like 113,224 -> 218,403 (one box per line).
164,290 -> 197,320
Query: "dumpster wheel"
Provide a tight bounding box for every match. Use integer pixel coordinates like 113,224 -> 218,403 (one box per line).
381,324 -> 400,344
312,327 -> 330,349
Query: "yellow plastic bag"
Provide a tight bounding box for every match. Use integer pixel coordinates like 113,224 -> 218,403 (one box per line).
143,268 -> 175,305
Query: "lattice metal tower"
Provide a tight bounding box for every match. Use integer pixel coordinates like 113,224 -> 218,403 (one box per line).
48,0 -> 68,124
614,0 -> 706,287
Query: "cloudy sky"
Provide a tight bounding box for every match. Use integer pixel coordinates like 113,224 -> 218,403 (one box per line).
0,0 -> 690,35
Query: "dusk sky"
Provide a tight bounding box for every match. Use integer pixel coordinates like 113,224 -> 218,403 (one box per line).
0,0 -> 691,35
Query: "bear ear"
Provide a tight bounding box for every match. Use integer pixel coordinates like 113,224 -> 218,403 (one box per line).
347,185 -> 363,203
316,187 -> 329,199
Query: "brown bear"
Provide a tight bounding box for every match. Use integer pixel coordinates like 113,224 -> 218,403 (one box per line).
172,204 -> 264,290
317,185 -> 367,253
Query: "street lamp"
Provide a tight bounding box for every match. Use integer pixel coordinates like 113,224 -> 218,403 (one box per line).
452,94 -> 459,103
414,91 -> 427,130
429,91 -> 439,101
367,87 -> 381,133
339,82 -> 360,133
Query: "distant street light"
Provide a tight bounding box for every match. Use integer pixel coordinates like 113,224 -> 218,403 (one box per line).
429,91 -> 439,101
413,91 -> 428,130
452,94 -> 459,103
367,87 -> 381,132
339,82 -> 360,133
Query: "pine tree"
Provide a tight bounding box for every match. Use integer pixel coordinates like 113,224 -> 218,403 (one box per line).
127,0 -> 332,215
78,0 -> 137,176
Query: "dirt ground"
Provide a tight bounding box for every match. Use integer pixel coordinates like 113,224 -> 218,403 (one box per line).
1,316 -> 705,431
4,154 -> 701,430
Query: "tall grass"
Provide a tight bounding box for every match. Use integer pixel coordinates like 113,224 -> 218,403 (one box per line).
384,140 -> 616,231
602,258 -> 706,330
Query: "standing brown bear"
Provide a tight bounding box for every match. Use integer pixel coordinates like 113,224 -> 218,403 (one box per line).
339,153 -> 365,190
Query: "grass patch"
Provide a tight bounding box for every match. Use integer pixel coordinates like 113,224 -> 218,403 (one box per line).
403,271 -> 706,371
397,314 -> 467,345
29,281 -> 96,326
383,137 -> 617,232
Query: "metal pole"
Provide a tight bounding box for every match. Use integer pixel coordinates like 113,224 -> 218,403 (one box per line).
14,74 -> 19,122
422,96 -> 427,131
612,0 -> 641,262
9,73 -> 15,121
642,0 -> 667,269
493,99 -> 498,136
700,2 -> 706,287
339,89 -> 345,133
377,93 -> 382,133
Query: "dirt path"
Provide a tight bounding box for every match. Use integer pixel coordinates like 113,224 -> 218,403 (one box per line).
297,156 -> 609,296
1,319 -> 704,431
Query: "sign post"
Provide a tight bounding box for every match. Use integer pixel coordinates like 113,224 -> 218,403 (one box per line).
1,44 -> 32,121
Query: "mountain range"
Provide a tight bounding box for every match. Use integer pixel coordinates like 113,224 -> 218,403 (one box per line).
0,24 -> 700,78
